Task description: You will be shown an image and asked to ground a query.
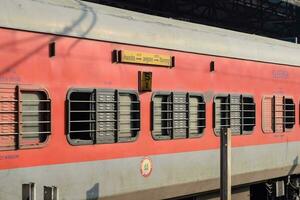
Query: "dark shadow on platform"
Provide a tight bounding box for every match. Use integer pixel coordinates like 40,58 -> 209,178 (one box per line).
86,183 -> 100,200
288,156 -> 298,176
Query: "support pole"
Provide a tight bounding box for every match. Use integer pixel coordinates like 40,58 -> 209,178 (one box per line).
220,127 -> 232,200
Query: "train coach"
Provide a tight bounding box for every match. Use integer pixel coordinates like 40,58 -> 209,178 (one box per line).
1,0 -> 300,199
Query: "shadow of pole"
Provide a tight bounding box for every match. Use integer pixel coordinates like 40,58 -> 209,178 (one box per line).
288,156 -> 299,176
66,0 -> 98,55
86,183 -> 100,200
0,0 -> 98,76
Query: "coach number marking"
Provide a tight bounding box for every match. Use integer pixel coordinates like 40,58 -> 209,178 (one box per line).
140,157 -> 153,177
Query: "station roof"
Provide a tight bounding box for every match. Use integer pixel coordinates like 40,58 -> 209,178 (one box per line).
83,0 -> 300,43
284,0 -> 300,6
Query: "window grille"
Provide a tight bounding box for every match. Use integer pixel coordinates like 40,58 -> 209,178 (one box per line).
214,94 -> 255,135
0,85 -> 51,151
262,95 -> 295,133
152,92 -> 205,140
67,89 -> 140,145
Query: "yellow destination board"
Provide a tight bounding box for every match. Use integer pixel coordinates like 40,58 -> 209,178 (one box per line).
115,50 -> 174,67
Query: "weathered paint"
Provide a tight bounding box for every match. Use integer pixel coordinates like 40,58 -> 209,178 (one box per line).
0,0 -> 300,66
0,141 -> 300,199
0,17 -> 300,199
0,28 -> 299,170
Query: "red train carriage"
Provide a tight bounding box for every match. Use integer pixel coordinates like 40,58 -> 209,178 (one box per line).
0,0 -> 300,199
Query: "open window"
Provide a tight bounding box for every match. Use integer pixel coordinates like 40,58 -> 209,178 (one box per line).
67,88 -> 140,145
262,95 -> 295,133
0,85 -> 51,151
214,94 -> 255,135
151,92 -> 205,140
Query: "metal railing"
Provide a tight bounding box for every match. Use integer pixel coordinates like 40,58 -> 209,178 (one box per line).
68,90 -> 140,144
215,95 -> 255,135
152,93 -> 206,139
0,87 -> 51,150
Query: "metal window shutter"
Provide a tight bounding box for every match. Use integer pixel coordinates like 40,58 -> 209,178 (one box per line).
274,95 -> 283,132
165,95 -> 173,137
230,95 -> 241,134
0,87 -> 17,150
189,96 -> 199,135
96,90 -> 116,143
173,93 -> 187,139
262,96 -> 273,133
214,97 -> 223,135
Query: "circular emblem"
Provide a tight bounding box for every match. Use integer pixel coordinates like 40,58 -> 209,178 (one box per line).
140,157 -> 152,177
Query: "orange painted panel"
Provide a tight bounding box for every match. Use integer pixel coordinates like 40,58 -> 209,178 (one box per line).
0,28 -> 300,170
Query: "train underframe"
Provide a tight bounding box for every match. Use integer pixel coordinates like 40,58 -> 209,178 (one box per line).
172,175 -> 300,200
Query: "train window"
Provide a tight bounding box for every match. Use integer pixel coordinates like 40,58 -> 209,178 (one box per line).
118,93 -> 140,141
67,89 -> 140,145
0,85 -> 51,151
262,95 -> 295,133
214,94 -> 255,135
284,98 -> 295,129
68,90 -> 95,144
189,95 -> 206,137
152,92 -> 205,140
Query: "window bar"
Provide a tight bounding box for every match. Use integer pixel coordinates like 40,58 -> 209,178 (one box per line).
186,94 -> 190,138
17,85 -> 21,149
283,109 -> 294,112
203,99 -> 206,131
45,99 -> 50,139
20,131 -> 51,135
69,100 -> 96,103
70,129 -> 96,133
0,111 -> 18,113
272,96 -> 276,133
283,96 -> 286,132
253,102 -> 256,127
240,95 -> 243,135
138,99 -> 141,133
228,95 -> 231,131
171,93 -> 175,139
115,90 -> 119,142
68,93 -> 71,143
21,100 -> 50,102
94,89 -> 98,144
220,99 -> 226,130
22,110 -> 51,113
